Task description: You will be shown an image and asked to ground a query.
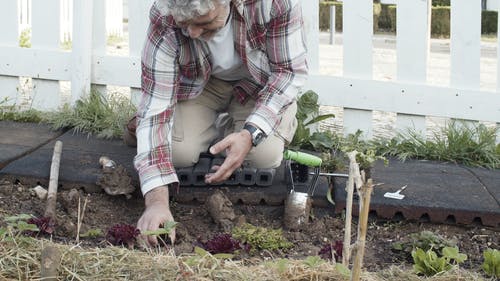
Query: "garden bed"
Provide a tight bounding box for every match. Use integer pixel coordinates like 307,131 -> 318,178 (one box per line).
0,178 -> 497,280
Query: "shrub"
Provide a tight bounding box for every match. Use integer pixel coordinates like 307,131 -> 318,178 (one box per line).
482,10 -> 498,34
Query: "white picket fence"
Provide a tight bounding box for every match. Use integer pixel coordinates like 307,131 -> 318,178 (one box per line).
1,0 -> 499,141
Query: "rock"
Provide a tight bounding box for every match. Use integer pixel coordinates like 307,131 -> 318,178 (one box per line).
33,185 -> 48,200
205,190 -> 236,232
96,165 -> 135,198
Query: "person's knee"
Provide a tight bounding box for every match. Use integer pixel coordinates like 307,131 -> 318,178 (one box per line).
246,138 -> 284,168
172,141 -> 203,168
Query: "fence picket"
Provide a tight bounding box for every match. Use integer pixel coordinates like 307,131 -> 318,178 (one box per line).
92,0 -> 107,96
450,0 -> 481,90
0,0 -> 20,106
395,0 -> 431,136
128,0 -> 155,104
302,2 -> 319,74
31,0 -> 61,110
71,0 -> 94,104
342,0 -> 373,138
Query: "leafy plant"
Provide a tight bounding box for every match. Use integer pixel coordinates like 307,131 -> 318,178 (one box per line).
290,90 -> 335,151
106,223 -> 140,248
1,214 -> 40,240
318,240 -> 343,262
482,248 -> 500,278
411,246 -> 467,276
303,256 -> 325,268
392,230 -> 457,260
27,216 -> 55,235
232,223 -> 292,252
200,233 -> 246,255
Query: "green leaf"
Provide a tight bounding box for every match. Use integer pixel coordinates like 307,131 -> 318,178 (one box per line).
5,214 -> 32,223
442,246 -> 467,263
335,263 -> 351,277
303,256 -> 324,268
482,248 -> 500,278
213,253 -> 234,259
16,221 -> 39,232
274,258 -> 289,274
141,221 -> 178,236
194,246 -> 209,257
392,242 -> 403,251
304,114 -> 335,126
80,229 -> 103,238
326,186 -> 335,205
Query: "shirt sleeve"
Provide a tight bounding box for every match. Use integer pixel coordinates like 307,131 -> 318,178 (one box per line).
134,14 -> 180,195
245,0 -> 308,136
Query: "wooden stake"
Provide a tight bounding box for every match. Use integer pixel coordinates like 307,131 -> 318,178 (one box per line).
40,245 -> 61,281
343,151 -> 364,266
351,179 -> 373,281
44,141 -> 63,221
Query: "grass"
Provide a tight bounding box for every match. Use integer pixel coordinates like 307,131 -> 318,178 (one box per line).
373,121 -> 500,169
0,235 -> 489,281
44,89 -> 136,139
1,89 -> 136,139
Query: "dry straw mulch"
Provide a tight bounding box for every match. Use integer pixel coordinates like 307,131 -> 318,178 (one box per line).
0,236 -> 488,281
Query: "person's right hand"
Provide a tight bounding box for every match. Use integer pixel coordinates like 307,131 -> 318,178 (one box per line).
137,185 -> 176,247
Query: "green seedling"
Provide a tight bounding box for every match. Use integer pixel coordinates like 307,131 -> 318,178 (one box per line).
412,246 -> 467,276
141,221 -> 178,236
482,248 -> 500,278
303,256 -> 325,268
80,228 -> 103,238
194,246 -> 234,260
392,230 -> 456,259
1,214 -> 39,241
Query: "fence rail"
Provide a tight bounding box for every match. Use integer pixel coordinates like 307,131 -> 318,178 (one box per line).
1,0 -> 499,142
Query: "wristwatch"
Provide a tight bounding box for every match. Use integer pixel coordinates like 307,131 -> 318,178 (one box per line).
243,123 -> 266,147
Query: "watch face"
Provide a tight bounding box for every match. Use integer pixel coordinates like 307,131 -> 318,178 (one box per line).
253,131 -> 265,146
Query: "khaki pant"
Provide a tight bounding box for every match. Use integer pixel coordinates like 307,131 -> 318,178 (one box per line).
171,78 -> 297,169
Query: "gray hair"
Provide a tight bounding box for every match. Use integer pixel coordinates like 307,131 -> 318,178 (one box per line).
156,0 -> 229,22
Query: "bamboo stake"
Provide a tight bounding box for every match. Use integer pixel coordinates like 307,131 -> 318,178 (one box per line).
343,151 -> 364,266
41,141 -> 63,281
40,245 -> 61,281
44,140 -> 63,221
351,179 -> 373,281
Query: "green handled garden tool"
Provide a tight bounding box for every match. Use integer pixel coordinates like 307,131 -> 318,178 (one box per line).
282,150 -> 348,229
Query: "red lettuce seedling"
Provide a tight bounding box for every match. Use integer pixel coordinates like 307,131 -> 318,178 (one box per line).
319,240 -> 343,261
202,233 -> 246,254
106,223 -> 140,248
27,216 -> 55,235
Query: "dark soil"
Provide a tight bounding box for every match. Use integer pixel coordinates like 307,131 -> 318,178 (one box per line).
0,178 -> 498,272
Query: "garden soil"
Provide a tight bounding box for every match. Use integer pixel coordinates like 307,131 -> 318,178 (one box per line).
0,178 -> 497,272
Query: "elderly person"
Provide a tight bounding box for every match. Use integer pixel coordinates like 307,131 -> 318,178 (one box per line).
131,0 -> 308,246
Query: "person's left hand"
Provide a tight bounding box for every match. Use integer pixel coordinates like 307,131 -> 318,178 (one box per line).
205,130 -> 252,184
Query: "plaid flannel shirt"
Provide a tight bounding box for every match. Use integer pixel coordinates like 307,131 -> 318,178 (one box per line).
135,0 -> 308,195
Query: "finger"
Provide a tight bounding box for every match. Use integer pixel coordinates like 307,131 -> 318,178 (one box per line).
146,221 -> 160,246
209,137 -> 231,155
206,158 -> 238,183
210,165 -> 221,171
169,228 -> 176,245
